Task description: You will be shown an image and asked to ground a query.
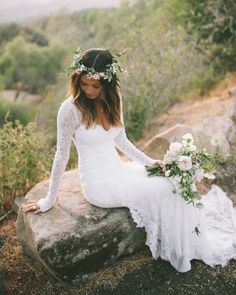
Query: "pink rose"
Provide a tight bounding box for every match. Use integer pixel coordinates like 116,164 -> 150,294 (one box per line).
178,156 -> 192,171
75,69 -> 81,74
91,73 -> 101,80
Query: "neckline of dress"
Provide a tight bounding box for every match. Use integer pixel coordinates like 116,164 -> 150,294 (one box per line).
68,96 -> 112,132
95,123 -> 111,132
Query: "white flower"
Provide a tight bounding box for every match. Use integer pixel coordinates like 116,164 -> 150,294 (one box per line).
194,168 -> 205,182
75,69 -> 81,74
210,136 -> 221,146
182,133 -> 194,143
178,155 -> 192,171
204,173 -> 216,180
169,142 -> 182,154
164,150 -> 177,164
91,73 -> 101,80
111,62 -> 119,74
165,170 -> 171,177
186,143 -> 197,152
80,64 -> 86,71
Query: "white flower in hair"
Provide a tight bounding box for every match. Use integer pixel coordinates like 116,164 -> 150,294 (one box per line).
90,73 -> 101,80
69,47 -> 129,83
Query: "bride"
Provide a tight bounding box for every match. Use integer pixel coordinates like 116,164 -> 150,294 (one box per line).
22,47 -> 236,273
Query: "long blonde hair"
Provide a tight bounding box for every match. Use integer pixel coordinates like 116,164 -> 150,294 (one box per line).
67,48 -> 123,129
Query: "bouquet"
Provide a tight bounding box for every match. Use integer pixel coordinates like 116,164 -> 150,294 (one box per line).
145,133 -> 230,235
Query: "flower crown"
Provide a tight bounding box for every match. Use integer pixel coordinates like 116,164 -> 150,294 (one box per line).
69,47 -> 129,82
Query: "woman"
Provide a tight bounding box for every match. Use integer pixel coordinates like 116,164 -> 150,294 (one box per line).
22,48 -> 236,272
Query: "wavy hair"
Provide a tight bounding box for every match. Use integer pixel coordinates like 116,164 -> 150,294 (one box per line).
67,48 -> 123,129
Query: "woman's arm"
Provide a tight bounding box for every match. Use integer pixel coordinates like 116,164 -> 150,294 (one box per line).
114,99 -> 157,166
37,100 -> 80,212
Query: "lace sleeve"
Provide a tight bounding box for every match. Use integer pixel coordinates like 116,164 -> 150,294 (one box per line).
114,102 -> 156,166
37,99 -> 80,212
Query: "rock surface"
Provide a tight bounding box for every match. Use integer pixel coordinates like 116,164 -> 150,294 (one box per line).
142,122 -> 231,159
0,267 -> 5,295
214,156 -> 236,206
16,169 -> 146,286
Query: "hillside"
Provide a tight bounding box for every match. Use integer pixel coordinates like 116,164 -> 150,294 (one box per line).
137,73 -> 236,148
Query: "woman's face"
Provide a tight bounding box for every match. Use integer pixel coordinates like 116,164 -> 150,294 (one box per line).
79,75 -> 103,100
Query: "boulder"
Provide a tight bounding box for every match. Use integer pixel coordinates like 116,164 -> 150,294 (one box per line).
192,115 -> 236,148
231,96 -> 236,125
214,156 -> 236,206
16,169 -> 146,286
142,123 -> 228,159
228,86 -> 236,97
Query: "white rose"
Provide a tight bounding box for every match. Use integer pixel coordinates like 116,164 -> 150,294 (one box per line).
169,142 -> 182,154
186,143 -> 197,152
204,173 -> 216,180
178,155 -> 192,171
194,168 -> 205,182
92,73 -> 101,80
164,151 -> 176,164
165,170 -> 171,177
182,133 -> 194,143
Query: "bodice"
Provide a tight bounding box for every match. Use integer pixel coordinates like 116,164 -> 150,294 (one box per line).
37,96 -> 156,212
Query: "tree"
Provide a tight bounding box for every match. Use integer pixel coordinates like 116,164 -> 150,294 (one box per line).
180,0 -> 236,71
0,23 -> 49,50
0,36 -> 67,94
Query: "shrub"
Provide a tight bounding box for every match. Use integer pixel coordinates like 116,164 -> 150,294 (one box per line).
179,0 -> 236,72
0,117 -> 52,215
0,36 -> 67,94
0,98 -> 35,127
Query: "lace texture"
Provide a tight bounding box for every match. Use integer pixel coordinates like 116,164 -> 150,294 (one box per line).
37,100 -> 80,212
123,184 -> 236,272
114,108 -> 156,166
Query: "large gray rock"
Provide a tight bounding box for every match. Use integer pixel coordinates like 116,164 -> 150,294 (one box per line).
214,155 -> 236,206
228,86 -> 236,97
192,115 -> 236,148
142,123 -> 228,159
16,169 -> 146,286
0,267 -> 5,295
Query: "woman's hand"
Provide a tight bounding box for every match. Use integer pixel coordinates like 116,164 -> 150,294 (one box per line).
22,200 -> 42,215
153,159 -> 166,172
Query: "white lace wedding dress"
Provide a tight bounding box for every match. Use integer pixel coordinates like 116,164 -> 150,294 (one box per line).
37,96 -> 236,272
